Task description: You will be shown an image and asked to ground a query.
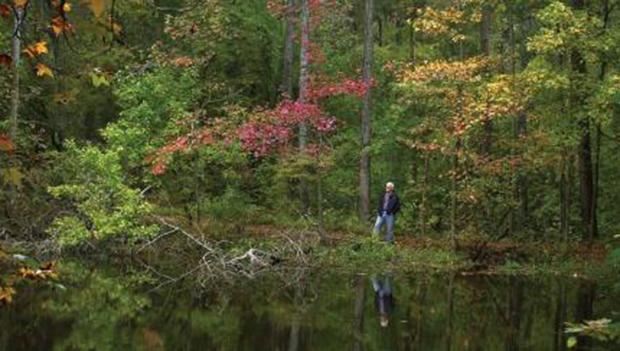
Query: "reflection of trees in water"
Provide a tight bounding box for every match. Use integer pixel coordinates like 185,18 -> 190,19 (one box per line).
575,280 -> 596,351
1,263 -> 608,351
352,274 -> 365,351
46,263 -> 152,351
554,279 -> 567,351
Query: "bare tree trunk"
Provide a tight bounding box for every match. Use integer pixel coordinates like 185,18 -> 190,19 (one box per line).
560,154 -> 568,241
298,0 -> 310,213
10,7 -> 24,141
516,15 -> 530,229
571,0 -> 596,243
420,153 -> 429,236
359,0 -> 374,221
480,3 -> 493,156
591,0 -> 610,243
451,86 -> 464,250
280,0 -> 296,98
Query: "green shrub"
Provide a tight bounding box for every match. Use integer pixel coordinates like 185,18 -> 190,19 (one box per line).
47,142 -> 158,247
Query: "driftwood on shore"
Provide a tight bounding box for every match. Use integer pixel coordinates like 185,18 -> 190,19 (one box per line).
139,216 -> 316,291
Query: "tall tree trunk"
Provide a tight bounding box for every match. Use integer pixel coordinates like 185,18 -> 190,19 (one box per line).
560,153 -> 569,241
10,7 -> 24,141
359,0 -> 374,221
298,0 -> 310,213
280,0 -> 296,98
516,13 -> 530,230
420,153 -> 429,236
591,0 -> 610,243
571,0 -> 596,243
451,86 -> 464,250
480,3 -> 493,155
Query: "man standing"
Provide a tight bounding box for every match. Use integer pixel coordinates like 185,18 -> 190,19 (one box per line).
373,182 -> 401,243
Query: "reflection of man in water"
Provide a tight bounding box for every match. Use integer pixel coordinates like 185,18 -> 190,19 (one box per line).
371,275 -> 394,328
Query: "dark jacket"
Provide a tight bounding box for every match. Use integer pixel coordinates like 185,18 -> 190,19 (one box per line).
377,191 -> 401,216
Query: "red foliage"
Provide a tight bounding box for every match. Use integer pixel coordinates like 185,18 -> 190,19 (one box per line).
148,127 -> 215,175
237,122 -> 291,157
0,134 -> 14,153
308,78 -> 371,100
0,54 -> 10,68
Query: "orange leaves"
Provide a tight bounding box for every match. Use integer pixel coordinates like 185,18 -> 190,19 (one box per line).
23,41 -> 48,58
13,0 -> 28,8
50,16 -> 74,36
89,0 -> 108,17
0,54 -> 11,68
172,56 -> 194,67
35,63 -> 53,77
0,286 -> 16,305
18,261 -> 58,280
23,43 -> 54,79
0,134 -> 14,153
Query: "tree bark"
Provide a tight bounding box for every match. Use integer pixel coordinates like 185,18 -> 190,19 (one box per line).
480,3 -> 493,156
420,153 -> 429,236
298,0 -> 310,213
571,0 -> 596,243
10,7 -> 24,141
280,0 -> 296,98
359,0 -> 373,221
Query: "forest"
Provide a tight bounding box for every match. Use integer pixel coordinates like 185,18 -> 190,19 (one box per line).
1,0 -> 620,350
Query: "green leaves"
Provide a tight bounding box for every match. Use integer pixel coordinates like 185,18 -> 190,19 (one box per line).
47,142 -> 158,247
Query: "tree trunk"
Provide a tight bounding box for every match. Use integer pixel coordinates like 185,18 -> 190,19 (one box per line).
420,153 -> 429,236
298,0 -> 310,213
280,0 -> 296,98
10,7 -> 24,141
359,0 -> 373,221
517,30 -> 529,230
480,3 -> 493,156
571,0 -> 596,243
451,138 -> 461,250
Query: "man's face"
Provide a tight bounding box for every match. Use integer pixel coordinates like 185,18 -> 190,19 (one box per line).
386,184 -> 394,192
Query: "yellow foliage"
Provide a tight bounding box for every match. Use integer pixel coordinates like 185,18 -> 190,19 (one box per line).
35,63 -> 54,78
23,41 -> 48,58
50,16 -> 74,36
13,0 -> 28,8
87,0 -> 108,18
1,167 -> 25,188
0,286 -> 16,304
399,57 -> 490,83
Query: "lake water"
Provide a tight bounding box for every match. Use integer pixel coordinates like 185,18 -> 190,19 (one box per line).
0,261 -> 614,350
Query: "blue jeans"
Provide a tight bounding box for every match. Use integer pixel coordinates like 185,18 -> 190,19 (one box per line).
373,212 -> 395,242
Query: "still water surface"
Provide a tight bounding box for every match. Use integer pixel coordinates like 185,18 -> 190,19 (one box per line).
0,262 -> 612,350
